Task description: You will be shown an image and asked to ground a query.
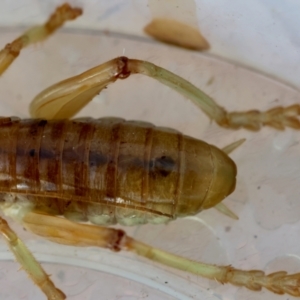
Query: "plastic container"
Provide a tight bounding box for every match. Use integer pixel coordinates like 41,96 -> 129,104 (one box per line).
0,1 -> 299,300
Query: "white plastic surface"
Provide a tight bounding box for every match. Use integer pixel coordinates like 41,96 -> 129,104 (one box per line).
0,1 -> 299,300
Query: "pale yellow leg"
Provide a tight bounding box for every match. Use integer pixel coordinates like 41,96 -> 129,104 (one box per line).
29,57 -> 300,131
23,211 -> 300,297
0,3 -> 82,76
0,216 -> 65,300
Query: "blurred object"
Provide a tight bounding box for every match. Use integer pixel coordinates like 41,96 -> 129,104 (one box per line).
144,18 -> 210,50
145,0 -> 209,50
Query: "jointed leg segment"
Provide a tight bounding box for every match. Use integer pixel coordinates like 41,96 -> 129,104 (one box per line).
0,3 -> 82,76
30,57 -> 300,131
0,216 -> 65,300
22,211 -> 300,297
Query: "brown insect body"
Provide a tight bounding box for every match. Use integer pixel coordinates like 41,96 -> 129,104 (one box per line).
0,117 -> 236,226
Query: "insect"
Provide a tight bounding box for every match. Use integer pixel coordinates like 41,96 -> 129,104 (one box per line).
0,3 -> 300,300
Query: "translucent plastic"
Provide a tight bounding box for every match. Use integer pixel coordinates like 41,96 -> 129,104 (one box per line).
0,28 -> 300,300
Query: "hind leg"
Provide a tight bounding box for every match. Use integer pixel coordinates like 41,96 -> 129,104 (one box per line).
30,56 -> 300,131
22,210 -> 300,297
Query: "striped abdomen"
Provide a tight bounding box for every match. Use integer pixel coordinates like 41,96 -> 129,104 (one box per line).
0,117 -> 236,226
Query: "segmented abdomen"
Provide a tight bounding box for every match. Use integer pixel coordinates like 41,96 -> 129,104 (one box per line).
0,117 -> 188,225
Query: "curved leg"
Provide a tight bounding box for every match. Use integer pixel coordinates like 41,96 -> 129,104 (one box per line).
0,216 -> 65,300
30,57 -> 300,131
23,211 -> 300,297
0,3 -> 82,76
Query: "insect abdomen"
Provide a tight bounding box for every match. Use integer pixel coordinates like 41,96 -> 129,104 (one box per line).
0,117 -> 236,226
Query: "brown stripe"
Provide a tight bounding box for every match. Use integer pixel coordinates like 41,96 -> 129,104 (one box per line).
41,120 -> 67,193
141,126 -> 153,203
73,122 -> 94,197
24,119 -> 47,191
57,121 -> 68,194
105,122 -> 122,200
9,119 -> 20,191
173,132 -> 184,216
15,119 -> 44,192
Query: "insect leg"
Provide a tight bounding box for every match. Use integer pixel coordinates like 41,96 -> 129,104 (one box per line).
23,211 -> 300,297
0,216 -> 65,300
30,57 -> 300,131
0,3 -> 82,76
